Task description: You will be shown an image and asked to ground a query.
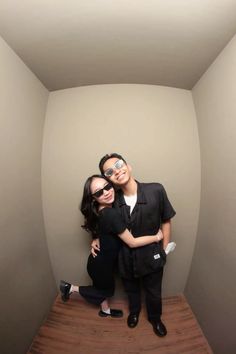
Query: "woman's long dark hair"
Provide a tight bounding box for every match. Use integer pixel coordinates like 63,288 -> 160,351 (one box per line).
80,174 -> 109,236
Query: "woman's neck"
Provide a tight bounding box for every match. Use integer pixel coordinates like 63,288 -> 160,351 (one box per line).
98,204 -> 112,211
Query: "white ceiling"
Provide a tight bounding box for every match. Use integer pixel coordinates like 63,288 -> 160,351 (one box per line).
1,0 -> 236,91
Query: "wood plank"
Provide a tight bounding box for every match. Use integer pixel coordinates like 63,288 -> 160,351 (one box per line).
28,294 -> 212,354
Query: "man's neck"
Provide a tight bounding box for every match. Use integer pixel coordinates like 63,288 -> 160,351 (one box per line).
121,177 -> 137,196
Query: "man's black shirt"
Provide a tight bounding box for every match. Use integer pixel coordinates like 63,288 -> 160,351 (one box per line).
114,181 -> 176,278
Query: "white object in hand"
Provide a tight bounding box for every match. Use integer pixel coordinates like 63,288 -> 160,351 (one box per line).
165,242 -> 176,255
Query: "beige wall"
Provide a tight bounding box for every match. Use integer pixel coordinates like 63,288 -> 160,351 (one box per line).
0,37 -> 56,354
42,84 -> 201,296
185,35 -> 236,354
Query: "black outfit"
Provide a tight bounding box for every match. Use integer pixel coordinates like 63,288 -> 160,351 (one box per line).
114,182 -> 176,322
79,207 -> 126,305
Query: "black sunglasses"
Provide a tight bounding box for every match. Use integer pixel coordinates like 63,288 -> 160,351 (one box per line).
92,183 -> 113,198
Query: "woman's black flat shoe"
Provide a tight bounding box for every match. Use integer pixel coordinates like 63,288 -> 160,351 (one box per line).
60,280 -> 71,302
98,309 -> 123,318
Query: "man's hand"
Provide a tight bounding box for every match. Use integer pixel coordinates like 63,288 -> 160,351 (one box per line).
91,238 -> 100,257
161,220 -> 171,250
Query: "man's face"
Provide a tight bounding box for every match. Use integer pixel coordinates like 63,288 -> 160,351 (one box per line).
103,157 -> 131,186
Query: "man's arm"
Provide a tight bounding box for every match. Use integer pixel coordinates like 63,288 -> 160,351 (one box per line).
161,220 -> 171,250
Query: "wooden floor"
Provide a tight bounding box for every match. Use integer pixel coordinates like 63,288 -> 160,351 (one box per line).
28,294 -> 212,354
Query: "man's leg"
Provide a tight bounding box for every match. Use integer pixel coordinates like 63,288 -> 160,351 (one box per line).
122,277 -> 141,328
143,269 -> 163,321
143,268 -> 167,337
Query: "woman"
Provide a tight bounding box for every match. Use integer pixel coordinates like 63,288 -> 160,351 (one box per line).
60,174 -> 163,318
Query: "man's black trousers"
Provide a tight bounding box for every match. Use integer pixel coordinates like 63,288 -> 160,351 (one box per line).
122,268 -> 164,321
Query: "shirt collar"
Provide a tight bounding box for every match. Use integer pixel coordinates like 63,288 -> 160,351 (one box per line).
116,181 -> 147,206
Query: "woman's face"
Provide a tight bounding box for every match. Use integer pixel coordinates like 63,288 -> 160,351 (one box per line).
90,177 -> 115,207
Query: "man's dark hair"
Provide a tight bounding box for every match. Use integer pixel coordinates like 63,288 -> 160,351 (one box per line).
99,153 -> 126,174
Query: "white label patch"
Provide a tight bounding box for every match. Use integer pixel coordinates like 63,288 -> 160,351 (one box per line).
154,253 -> 160,260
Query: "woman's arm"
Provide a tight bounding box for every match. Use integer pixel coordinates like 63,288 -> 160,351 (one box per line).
118,229 -> 163,248
91,238 -> 100,257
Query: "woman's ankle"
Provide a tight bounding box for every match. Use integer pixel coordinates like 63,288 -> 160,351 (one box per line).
71,285 -> 79,292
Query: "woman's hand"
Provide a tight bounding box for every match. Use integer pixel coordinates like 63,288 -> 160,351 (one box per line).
91,238 -> 100,257
155,229 -> 163,243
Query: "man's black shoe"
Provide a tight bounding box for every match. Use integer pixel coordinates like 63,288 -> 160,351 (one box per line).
60,280 -> 71,302
98,309 -> 123,318
127,313 -> 139,328
150,320 -> 167,337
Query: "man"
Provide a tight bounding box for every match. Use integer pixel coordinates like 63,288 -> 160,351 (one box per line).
92,153 -> 176,337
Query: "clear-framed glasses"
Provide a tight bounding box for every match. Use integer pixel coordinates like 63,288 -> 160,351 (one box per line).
104,159 -> 125,177
92,183 -> 113,198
